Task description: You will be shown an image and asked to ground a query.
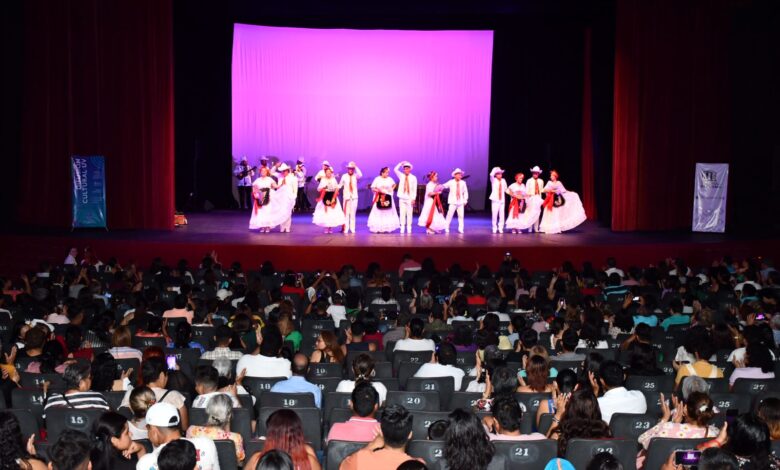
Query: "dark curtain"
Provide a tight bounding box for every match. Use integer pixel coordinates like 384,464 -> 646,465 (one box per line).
611,0 -> 732,231
18,0 -> 175,230
580,27 -> 597,219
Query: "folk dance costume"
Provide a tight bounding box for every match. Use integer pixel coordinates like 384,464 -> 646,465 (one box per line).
294,158 -> 310,211
272,163 -> 297,232
312,174 -> 346,232
314,161 -> 331,182
339,162 -> 363,234
443,168 -> 468,234
394,161 -> 418,234
538,174 -> 587,234
249,175 -> 288,232
234,159 -> 255,210
505,180 -> 542,232
367,174 -> 401,233
417,180 -> 447,234
527,166 -> 546,232
488,167 -> 507,233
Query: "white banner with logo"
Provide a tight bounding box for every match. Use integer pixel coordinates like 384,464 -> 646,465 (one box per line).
692,163 -> 729,232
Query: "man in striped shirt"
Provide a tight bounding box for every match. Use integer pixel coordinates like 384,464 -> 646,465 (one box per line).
43,362 -> 109,418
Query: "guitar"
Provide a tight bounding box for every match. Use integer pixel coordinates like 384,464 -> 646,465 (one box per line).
235,166 -> 256,180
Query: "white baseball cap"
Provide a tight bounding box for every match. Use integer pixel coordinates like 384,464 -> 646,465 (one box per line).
145,402 -> 181,427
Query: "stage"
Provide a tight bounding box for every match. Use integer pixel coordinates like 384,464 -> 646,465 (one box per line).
1,211 -> 778,276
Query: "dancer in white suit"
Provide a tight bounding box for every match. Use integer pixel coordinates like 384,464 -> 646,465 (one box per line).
394,161 -> 417,234
339,162 -> 362,234
539,170 -> 587,234
367,167 -> 401,233
504,172 -> 543,233
443,168 -> 468,234
488,167 -> 507,233
272,163 -> 297,233
312,167 -> 346,233
417,171 -> 447,234
527,166 -> 546,232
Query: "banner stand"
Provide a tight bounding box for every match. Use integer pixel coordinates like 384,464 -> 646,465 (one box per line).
692,163 -> 728,233
71,155 -> 108,231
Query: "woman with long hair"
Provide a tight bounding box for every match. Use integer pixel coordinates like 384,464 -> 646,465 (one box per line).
0,410 -> 46,470
91,352 -> 130,392
310,331 -> 345,364
517,354 -> 555,393
729,343 -> 775,389
757,397 -> 780,441
90,411 -> 146,470
536,369 -> 578,427
246,409 -> 320,470
443,408 -> 496,470
546,389 -> 612,456
700,413 -> 780,469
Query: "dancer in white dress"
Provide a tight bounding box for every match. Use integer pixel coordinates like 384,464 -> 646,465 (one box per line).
488,167 -> 507,233
417,171 -> 447,234
271,163 -> 297,233
443,168 -> 468,234
504,172 -> 543,233
248,167 -> 285,232
367,167 -> 401,233
539,170 -> 587,234
339,162 -> 362,234
312,167 -> 346,233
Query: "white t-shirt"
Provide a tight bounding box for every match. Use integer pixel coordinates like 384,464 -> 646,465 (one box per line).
191,391 -> 241,409
597,387 -> 647,425
413,363 -> 466,391
236,354 -> 292,378
393,338 -> 436,352
136,437 -> 220,470
327,305 -> 348,327
335,380 -> 388,404
577,339 -> 609,350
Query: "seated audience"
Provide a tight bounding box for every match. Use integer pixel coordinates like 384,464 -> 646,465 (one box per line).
335,353 -> 388,404
443,408 -> 496,470
595,360 -> 647,424
157,439 -> 197,470
200,325 -> 243,361
340,404 -> 421,470
0,410 -> 47,470
483,395 -> 546,441
137,402 -> 218,470
247,409 -> 320,470
91,411 -> 147,470
394,318 -> 435,352
192,365 -> 241,408
326,381 -> 380,442
269,353 -> 323,408
310,331 -> 345,364
128,385 -> 156,440
186,393 -> 245,463
120,357 -> 189,428
49,429 -> 94,470
413,342 -> 465,391
237,325 -> 292,378
43,362 -> 110,418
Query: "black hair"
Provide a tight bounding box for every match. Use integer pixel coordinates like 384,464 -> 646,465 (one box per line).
436,342 -> 456,366
481,313 -> 500,332
64,325 -> 84,352
90,352 -> 120,392
39,339 -> 65,373
91,411 -> 129,470
586,451 -> 623,470
443,408 -> 495,470
351,353 -> 375,384
520,328 -> 538,348
555,369 -> 578,393
141,356 -> 167,385
397,461 -> 429,470
380,405 -> 414,448
195,365 -> 220,391
255,450 -> 295,470
63,362 -> 92,390
427,419 -> 449,440
634,323 -> 652,342
351,382 -> 379,417
350,321 -> 365,337
408,318 -> 425,338
492,395 -> 522,433
216,325 -> 233,344
599,360 -> 625,389
490,366 -> 519,397
173,294 -> 188,310
746,343 -> 774,373
260,325 -> 283,356
0,410 -> 34,470
699,447 -> 739,470
49,429 -> 93,470
157,439 -> 197,470
725,413 -> 772,469
452,324 -> 474,346
561,329 -> 579,352
173,321 -> 193,349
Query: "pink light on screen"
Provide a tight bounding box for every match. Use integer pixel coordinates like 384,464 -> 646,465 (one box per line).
232,24 -> 494,208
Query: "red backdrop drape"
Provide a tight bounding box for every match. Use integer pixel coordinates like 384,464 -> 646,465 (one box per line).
611,0 -> 732,231
18,0 -> 175,230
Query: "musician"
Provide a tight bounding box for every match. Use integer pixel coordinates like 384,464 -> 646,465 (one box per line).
488,167 -> 507,233
394,161 -> 418,234
443,168 -> 468,234
234,157 -> 255,210
294,157 -> 310,211
339,162 -> 363,234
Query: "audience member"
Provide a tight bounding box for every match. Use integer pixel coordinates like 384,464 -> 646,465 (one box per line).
247,409 -> 320,470
326,381 -> 380,442
413,342 -> 465,391
186,393 -> 245,463
335,353 -> 388,403
340,405 -> 420,469
269,353 -> 322,408
595,360 -> 647,424
136,402 -> 218,470
237,326 -> 292,378
91,411 -> 147,470
394,318 -> 435,352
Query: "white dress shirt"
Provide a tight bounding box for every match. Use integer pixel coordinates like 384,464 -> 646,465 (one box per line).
394,164 -> 418,201
597,386 -> 647,424
414,363 -> 466,391
527,177 -> 545,197
443,179 -> 469,205
339,168 -> 363,201
393,338 -> 436,352
489,175 -> 507,202
294,164 -> 307,188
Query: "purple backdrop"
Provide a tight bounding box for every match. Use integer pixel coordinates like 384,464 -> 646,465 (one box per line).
232,24 -> 494,208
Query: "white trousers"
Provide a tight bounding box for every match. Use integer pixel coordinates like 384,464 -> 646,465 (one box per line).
343,198 -> 358,232
491,201 -> 505,231
280,216 -> 292,232
445,204 -> 465,232
398,199 -> 414,231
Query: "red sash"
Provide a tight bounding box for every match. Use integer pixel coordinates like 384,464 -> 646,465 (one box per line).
318,188 -> 338,211
543,192 -> 555,211
509,197 -> 520,218
425,193 -> 444,228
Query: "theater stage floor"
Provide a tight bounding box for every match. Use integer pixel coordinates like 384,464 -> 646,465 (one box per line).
1,211 -> 778,274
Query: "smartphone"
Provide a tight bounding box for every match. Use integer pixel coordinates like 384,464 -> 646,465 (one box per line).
756,313 -> 766,321
674,450 -> 701,466
632,296 -> 640,302
165,355 -> 177,371
104,292 -> 112,299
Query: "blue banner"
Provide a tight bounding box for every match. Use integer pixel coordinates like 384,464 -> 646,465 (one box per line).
71,156 -> 107,228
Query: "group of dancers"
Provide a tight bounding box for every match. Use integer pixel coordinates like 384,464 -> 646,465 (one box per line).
234,158 -> 586,234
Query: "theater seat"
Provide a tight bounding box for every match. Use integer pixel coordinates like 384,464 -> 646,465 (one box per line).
609,413 -> 656,440
256,407 -> 322,450
214,439 -> 238,469
45,408 -> 106,443
493,439 -> 557,470
564,438 -> 638,470
325,440 -> 365,470
644,438 -> 707,470
386,390 -> 440,412
405,376 -> 455,409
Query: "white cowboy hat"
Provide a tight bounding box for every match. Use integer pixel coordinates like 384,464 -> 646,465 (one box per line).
401,161 -> 413,170
260,156 -> 269,162
346,161 -> 357,169
296,157 -> 305,164
277,163 -> 290,172
451,168 -> 464,177
530,166 -> 543,174
490,166 -> 505,176
322,160 -> 331,167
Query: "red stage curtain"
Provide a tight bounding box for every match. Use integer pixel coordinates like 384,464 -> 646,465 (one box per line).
18,0 -> 174,230
580,27 -> 597,220
611,0 -> 731,231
